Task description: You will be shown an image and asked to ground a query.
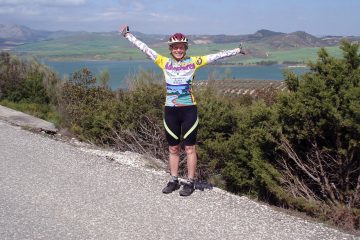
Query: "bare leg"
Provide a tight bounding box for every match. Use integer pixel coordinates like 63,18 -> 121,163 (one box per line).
169,145 -> 180,176
184,145 -> 197,179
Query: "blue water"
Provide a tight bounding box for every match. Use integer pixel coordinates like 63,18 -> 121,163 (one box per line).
43,60 -> 308,90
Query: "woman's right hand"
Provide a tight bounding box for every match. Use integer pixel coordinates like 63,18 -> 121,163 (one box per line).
119,25 -> 130,36
238,43 -> 246,55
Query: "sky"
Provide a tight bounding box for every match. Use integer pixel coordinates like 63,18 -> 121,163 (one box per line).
0,0 -> 359,36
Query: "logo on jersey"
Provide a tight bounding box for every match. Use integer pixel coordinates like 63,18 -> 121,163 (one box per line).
165,62 -> 195,71
196,58 -> 202,65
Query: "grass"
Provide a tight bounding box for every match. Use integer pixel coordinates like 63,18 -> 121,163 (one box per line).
267,46 -> 342,62
0,99 -> 60,126
224,46 -> 342,65
12,34 -> 343,64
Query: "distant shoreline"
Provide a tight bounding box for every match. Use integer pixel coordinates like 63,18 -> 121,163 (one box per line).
40,57 -> 308,68
286,64 -> 307,68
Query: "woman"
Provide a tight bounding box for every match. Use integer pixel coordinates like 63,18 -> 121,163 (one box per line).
120,25 -> 245,196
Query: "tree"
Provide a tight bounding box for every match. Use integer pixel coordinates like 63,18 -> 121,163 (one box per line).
0,52 -> 58,104
275,40 -> 360,227
99,69 -> 110,89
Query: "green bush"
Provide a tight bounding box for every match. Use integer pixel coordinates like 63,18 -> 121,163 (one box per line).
194,86 -> 280,198
22,73 -> 50,104
59,68 -> 117,142
195,87 -> 237,180
0,52 -> 60,105
194,40 -> 360,229
0,52 -> 61,123
273,40 -> 360,227
58,68 -> 168,159
117,69 -> 165,130
220,102 -> 280,197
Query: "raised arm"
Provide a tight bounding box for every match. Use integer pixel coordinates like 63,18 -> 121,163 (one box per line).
119,25 -> 158,61
206,43 -> 246,64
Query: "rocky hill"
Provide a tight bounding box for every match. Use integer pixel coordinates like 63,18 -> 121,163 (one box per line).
0,24 -> 46,41
261,31 -> 328,49
187,29 -> 328,47
0,24 -> 84,49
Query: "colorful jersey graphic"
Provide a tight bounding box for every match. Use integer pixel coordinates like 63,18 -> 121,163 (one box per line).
155,55 -> 207,106
125,33 -> 241,106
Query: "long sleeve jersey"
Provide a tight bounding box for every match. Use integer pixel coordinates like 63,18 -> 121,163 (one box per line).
125,33 -> 241,107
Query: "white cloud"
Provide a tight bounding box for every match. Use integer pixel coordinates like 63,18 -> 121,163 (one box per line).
100,8 -> 124,18
117,0 -> 153,12
20,8 -> 41,16
0,6 -> 15,14
132,2 -> 145,12
56,9 -> 125,23
0,5 -> 40,15
148,12 -> 193,22
57,16 -> 102,23
0,0 -> 87,7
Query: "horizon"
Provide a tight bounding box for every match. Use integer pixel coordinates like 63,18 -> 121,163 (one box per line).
0,0 -> 359,36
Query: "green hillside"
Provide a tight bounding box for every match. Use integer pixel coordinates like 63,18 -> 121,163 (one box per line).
11,32 -> 342,64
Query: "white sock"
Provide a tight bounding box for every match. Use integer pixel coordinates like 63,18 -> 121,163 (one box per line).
170,176 -> 178,182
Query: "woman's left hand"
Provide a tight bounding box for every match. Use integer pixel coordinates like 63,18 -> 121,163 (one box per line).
119,25 -> 130,36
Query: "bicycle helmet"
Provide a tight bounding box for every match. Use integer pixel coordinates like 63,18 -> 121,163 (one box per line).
168,33 -> 188,48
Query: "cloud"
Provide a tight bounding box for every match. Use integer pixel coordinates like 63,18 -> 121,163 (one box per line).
148,12 -> 193,23
0,5 -> 40,15
117,0 -> 169,13
101,8 -> 123,18
131,2 -> 145,12
57,12 -> 122,23
0,6 -> 15,14
0,0 -> 87,7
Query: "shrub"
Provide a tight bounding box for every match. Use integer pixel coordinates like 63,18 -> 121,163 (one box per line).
0,52 -> 60,103
59,68 -> 117,142
273,40 -> 360,227
109,71 -> 167,160
0,52 -> 61,123
221,102 -> 280,198
58,68 -> 168,160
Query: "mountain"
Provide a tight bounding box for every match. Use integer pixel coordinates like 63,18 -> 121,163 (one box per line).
188,30 -> 284,45
320,35 -> 360,45
0,24 -> 85,49
1,24 -> 359,62
0,24 -> 46,41
249,29 -> 285,39
188,30 -> 337,49
260,31 -> 329,49
1,24 -> 356,50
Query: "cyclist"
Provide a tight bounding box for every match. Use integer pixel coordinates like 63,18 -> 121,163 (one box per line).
120,25 -> 245,196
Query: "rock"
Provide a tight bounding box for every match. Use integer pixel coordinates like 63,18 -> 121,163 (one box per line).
0,105 -> 58,133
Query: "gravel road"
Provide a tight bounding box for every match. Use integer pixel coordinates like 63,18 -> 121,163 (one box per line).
0,120 -> 357,240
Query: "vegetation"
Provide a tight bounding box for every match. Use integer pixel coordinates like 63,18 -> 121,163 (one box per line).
195,40 -> 360,229
0,52 -> 61,124
11,33 -> 342,64
0,39 -> 359,231
275,42 -> 360,228
58,68 -> 168,159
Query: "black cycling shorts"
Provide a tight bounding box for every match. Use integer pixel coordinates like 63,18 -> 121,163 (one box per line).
164,105 -> 199,146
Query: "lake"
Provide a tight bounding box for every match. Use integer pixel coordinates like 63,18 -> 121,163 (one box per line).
43,60 -> 308,90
